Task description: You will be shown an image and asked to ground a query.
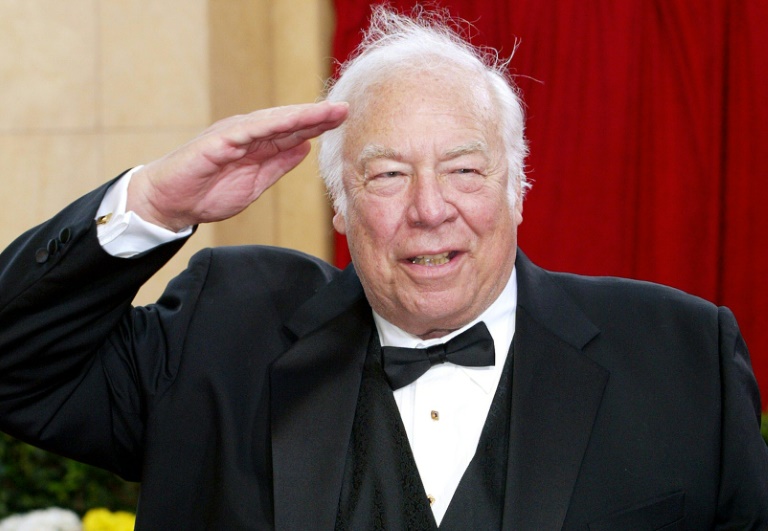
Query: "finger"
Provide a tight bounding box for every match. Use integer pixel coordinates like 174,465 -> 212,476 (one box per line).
265,101 -> 349,134
227,101 -> 348,146
267,124 -> 336,154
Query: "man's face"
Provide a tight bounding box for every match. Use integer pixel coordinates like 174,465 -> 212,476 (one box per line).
333,73 -> 523,338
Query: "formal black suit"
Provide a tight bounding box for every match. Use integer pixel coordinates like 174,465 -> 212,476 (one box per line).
1,182 -> 766,529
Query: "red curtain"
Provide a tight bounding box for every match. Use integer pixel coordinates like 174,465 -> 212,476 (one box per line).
331,1 -> 768,408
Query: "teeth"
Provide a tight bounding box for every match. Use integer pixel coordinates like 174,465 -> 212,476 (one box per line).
409,252 -> 451,266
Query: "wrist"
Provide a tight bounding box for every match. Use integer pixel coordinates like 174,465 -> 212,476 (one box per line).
126,167 -> 190,233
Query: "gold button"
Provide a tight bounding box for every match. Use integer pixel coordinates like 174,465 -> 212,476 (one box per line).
427,495 -> 435,505
430,410 -> 439,421
95,213 -> 113,225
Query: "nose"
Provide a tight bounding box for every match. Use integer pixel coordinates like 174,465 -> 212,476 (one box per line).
406,174 -> 456,227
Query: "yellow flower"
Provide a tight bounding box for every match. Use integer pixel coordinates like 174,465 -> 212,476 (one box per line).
82,508 -> 136,531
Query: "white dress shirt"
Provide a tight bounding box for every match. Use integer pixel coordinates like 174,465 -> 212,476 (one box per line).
97,169 -> 518,525
374,271 -> 517,525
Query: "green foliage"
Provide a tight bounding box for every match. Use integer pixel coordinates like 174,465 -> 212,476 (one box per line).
762,412 -> 768,447
0,432 -> 139,519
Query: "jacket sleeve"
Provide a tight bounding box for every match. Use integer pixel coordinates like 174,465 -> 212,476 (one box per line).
0,180 -> 187,479
715,306 -> 768,528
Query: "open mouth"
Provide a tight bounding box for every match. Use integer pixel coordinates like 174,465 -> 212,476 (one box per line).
407,251 -> 458,266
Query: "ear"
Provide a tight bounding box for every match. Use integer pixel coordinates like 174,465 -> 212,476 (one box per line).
508,174 -> 524,227
332,211 -> 347,234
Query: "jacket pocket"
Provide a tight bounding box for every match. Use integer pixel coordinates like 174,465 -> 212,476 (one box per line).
588,490 -> 684,531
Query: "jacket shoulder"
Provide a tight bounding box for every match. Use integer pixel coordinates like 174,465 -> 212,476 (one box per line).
204,245 -> 339,284
547,269 -> 717,317
176,245 -> 342,317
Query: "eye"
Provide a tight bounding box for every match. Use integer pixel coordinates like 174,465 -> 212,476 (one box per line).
446,167 -> 485,193
364,169 -> 408,196
377,171 -> 404,178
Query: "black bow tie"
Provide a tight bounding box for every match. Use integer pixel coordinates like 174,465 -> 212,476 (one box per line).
381,321 -> 495,390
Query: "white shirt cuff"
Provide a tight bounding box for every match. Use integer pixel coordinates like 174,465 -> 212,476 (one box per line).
96,166 -> 193,258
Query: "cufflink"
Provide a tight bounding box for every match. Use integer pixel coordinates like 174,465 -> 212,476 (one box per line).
95,213 -> 113,225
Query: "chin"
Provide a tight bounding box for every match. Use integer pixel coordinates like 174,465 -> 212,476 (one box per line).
405,306 -> 477,335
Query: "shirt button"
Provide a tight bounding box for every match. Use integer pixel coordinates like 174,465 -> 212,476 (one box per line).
427,494 -> 436,506
430,410 -> 439,421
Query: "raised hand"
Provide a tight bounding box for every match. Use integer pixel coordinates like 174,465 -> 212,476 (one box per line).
127,101 -> 348,232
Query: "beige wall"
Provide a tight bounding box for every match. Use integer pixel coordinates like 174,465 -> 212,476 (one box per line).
0,0 -> 335,304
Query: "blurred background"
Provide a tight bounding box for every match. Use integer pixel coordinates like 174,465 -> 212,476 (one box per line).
0,0 -> 336,307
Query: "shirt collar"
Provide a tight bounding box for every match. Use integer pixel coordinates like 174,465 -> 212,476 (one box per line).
373,267 -> 518,393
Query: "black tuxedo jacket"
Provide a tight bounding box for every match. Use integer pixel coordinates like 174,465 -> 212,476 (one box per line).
1,182 -> 767,529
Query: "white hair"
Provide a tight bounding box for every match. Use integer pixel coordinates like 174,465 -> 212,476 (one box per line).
318,5 -> 530,214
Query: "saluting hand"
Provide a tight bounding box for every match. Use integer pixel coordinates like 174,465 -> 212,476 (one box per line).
127,101 -> 348,232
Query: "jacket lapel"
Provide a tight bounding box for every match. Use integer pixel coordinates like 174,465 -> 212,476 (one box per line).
503,252 -> 609,530
270,265 -> 371,531
270,253 -> 610,530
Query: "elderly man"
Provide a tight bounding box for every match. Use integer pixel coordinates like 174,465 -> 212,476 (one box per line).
0,7 -> 766,530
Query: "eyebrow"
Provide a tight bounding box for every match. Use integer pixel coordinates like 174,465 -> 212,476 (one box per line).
443,141 -> 489,159
357,141 -> 489,167
357,144 -> 400,167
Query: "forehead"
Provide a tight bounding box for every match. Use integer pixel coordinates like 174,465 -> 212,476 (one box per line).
342,72 -> 499,159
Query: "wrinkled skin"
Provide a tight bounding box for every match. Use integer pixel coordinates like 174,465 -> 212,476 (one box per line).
334,73 -> 523,339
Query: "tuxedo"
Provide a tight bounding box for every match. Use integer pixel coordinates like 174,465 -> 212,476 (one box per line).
0,182 -> 766,529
